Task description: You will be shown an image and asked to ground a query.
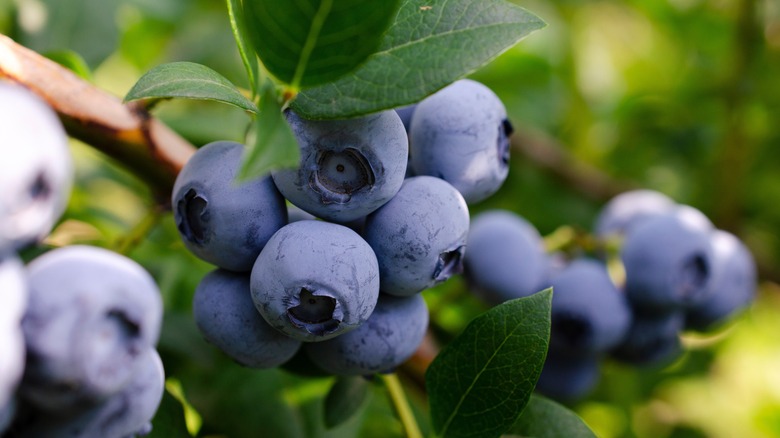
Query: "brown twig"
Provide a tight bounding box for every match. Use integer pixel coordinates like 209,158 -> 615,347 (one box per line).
0,34 -> 195,204
511,124 -> 636,203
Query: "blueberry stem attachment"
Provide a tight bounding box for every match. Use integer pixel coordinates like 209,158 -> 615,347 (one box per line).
380,373 -> 423,438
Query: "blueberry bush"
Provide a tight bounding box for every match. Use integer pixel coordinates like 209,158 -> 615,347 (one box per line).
1,0 -> 779,437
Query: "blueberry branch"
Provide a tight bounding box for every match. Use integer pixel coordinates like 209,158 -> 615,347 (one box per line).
0,34 -> 195,204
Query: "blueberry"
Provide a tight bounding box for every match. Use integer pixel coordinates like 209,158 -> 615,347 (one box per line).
250,220 -> 380,342
172,140 -> 288,272
594,189 -> 676,239
10,348 -> 164,438
621,212 -> 714,311
409,79 -> 511,204
394,104 -> 417,133
363,176 -> 470,296
0,255 -> 27,425
463,210 -> 547,304
0,82 -> 73,252
21,246 -> 162,412
272,110 -> 408,223
535,352 -> 600,402
686,230 -> 757,331
548,259 -> 631,355
193,269 -> 301,368
305,293 -> 428,376
610,310 -> 684,366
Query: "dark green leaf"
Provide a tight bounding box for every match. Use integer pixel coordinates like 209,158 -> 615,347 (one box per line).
226,0 -> 259,97
292,0 -> 546,119
509,394 -> 596,438
242,0 -> 400,89
44,50 -> 93,80
426,289 -> 552,438
148,390 -> 193,438
238,83 -> 300,180
324,376 -> 372,429
124,62 -> 258,113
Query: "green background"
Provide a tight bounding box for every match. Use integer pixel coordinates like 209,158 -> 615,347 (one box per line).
2,0 -> 779,436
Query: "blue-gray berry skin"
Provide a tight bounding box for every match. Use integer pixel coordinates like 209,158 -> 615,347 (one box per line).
464,210 -> 546,304
610,310 -> 684,366
395,105 -> 417,133
548,259 -> 631,356
363,176 -> 470,296
193,269 -> 301,368
686,230 -> 757,331
272,110 -> 408,223
409,79 -> 512,204
21,246 -> 163,412
10,348 -> 164,438
535,352 -> 600,402
594,189 -> 676,239
305,293 -> 428,376
621,213 -> 713,312
251,220 -> 380,342
0,82 -> 73,253
0,255 -> 27,417
172,140 -> 288,272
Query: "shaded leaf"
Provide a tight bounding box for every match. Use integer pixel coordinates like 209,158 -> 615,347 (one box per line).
242,0 -> 400,89
238,83 -> 300,180
324,376 -> 372,429
226,0 -> 260,97
426,289 -> 552,438
509,394 -> 596,438
124,62 -> 258,113
292,0 -> 545,119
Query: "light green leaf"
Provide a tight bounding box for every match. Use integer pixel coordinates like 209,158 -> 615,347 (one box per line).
292,0 -> 545,119
509,394 -> 596,438
323,376 -> 372,429
44,50 -> 93,80
242,0 -> 400,89
238,84 -> 300,180
226,0 -> 260,98
426,289 -> 552,438
124,62 -> 258,113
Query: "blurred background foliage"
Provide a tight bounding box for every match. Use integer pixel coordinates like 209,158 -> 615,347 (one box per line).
2,0 -> 780,436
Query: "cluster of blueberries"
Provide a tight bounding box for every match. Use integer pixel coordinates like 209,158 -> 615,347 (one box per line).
175,79 -> 512,375
0,82 -> 165,438
464,190 -> 757,401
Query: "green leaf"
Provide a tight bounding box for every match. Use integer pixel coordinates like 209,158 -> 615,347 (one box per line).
509,395 -> 596,438
242,0 -> 400,89
292,0 -> 546,119
148,389 -> 194,438
426,289 -> 552,438
124,62 -> 258,113
323,376 -> 372,429
238,83 -> 300,180
226,0 -> 260,98
44,50 -> 93,80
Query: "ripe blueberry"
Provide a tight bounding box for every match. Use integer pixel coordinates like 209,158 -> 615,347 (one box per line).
409,79 -> 512,204
21,246 -> 162,411
172,140 -> 288,272
251,220 -> 380,342
305,293 -> 428,376
464,210 -> 547,304
363,176 -> 469,296
193,269 -> 301,368
272,110 -> 408,223
0,82 -> 72,252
